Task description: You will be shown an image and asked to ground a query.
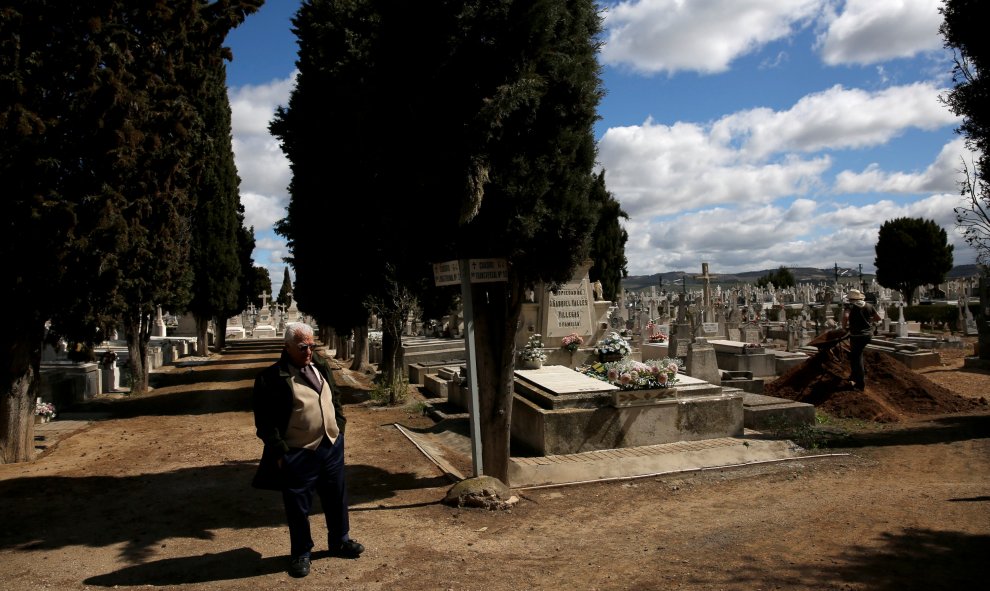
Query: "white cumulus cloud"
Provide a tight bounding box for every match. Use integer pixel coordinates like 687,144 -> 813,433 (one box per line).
713,82 -> 957,158
228,73 -> 296,275
817,0 -> 944,65
601,0 -> 823,75
833,138 -> 973,194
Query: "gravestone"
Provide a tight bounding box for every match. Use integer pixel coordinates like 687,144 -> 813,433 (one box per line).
545,271 -> 594,337
894,301 -> 910,338
741,324 -> 762,344
253,291 -> 277,338
667,293 -> 692,357
964,301 -> 979,336
686,338 -> 720,385
533,263 -> 592,342
517,260 -> 610,360
285,295 -> 301,324
152,306 -> 167,337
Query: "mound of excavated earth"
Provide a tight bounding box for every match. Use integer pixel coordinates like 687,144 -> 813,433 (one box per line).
765,346 -> 986,422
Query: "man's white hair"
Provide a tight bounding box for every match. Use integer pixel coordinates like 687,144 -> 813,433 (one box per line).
284,322 -> 314,344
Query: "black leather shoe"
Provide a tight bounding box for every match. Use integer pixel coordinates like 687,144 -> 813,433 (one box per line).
330,539 -> 364,558
288,555 -> 311,578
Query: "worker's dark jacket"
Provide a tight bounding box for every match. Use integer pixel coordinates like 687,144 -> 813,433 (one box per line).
251,352 -> 346,490
847,303 -> 878,337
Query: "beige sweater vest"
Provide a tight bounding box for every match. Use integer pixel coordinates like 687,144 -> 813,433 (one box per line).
283,365 -> 339,450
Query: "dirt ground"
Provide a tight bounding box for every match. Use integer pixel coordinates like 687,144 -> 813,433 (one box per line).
1,338 -> 989,590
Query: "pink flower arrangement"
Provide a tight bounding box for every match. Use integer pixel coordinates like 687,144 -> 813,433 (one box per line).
645,320 -> 667,343
35,401 -> 56,419
561,333 -> 584,352
581,357 -> 682,390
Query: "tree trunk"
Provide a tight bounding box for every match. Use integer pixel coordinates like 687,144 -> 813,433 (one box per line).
195,315 -> 209,357
471,279 -> 523,484
381,317 -> 402,380
318,325 -> 336,353
215,317 -> 228,350
125,315 -> 149,394
979,275 -> 990,361
0,324 -> 43,464
335,333 -> 348,360
350,325 -> 369,371
381,316 -> 404,404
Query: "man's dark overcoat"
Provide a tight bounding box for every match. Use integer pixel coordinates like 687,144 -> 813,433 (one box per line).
251,353 -> 346,490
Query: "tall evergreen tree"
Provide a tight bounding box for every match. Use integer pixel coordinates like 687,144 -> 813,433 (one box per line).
588,170 -> 629,301
273,0 -> 604,480
186,57 -> 245,356
454,1 -> 605,481
270,0 -> 368,345
276,267 -> 293,307
0,0 -> 262,463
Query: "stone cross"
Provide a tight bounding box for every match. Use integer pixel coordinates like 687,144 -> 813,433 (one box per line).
676,292 -> 688,323
694,262 -> 718,323
259,291 -> 270,310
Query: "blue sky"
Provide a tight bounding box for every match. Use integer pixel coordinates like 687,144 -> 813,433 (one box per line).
225,0 -> 975,296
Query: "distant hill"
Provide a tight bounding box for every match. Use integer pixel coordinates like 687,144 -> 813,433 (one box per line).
620,265 -> 982,292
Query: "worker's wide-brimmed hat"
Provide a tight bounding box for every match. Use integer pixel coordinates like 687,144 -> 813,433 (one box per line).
846,289 -> 865,300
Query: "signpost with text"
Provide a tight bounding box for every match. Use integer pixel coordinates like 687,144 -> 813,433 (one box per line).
432,258 -> 508,477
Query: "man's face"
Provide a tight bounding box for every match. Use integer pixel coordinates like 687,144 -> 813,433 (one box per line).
286,333 -> 316,367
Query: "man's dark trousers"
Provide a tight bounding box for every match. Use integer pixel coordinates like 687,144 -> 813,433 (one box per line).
848,335 -> 871,390
281,434 -> 349,558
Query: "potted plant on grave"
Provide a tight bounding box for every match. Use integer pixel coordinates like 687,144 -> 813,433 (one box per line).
595,331 -> 631,363
519,334 -> 547,369
35,401 -> 56,424
561,333 -> 584,352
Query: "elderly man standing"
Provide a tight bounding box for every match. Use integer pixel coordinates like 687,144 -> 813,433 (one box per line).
252,323 -> 363,578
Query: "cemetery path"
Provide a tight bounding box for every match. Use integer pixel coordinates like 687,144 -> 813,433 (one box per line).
1,341 -> 988,590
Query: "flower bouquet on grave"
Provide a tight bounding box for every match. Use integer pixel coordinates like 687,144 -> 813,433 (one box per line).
35,401 -> 56,423
645,320 -> 667,343
581,358 -> 682,390
743,342 -> 766,354
561,333 -> 584,352
519,334 -> 547,367
595,331 -> 631,362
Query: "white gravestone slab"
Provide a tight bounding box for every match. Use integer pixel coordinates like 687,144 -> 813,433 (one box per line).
545,281 -> 593,339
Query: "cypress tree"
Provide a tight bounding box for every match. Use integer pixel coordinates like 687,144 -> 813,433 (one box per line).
588,171 -> 630,301
0,0 -> 262,462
